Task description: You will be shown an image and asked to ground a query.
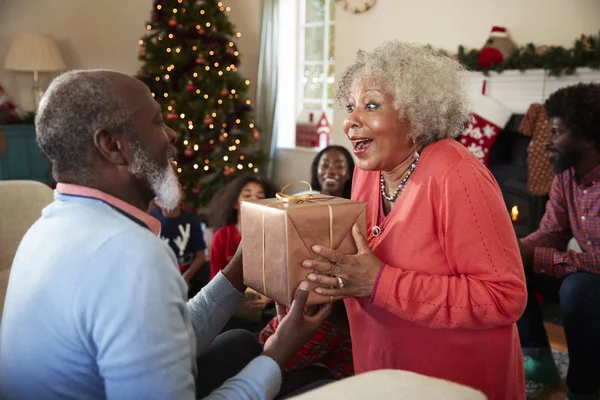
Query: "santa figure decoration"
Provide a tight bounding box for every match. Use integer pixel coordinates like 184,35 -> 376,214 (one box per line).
478,26 -> 517,69
459,81 -> 512,167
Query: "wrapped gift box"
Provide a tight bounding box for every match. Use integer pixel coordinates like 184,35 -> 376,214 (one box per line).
241,195 -> 367,307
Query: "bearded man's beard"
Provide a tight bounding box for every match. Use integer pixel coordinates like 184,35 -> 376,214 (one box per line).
128,140 -> 181,211
548,144 -> 582,174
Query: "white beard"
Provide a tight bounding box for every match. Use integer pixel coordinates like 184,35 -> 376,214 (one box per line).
129,141 -> 181,211
149,163 -> 181,211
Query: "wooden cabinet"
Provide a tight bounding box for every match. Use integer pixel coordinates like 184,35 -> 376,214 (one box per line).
0,124 -> 52,184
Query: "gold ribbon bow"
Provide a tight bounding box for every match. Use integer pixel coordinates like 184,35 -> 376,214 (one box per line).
275,180 -> 314,203
261,180 -> 334,296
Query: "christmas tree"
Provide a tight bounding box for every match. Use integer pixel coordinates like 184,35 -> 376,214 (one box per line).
137,0 -> 267,209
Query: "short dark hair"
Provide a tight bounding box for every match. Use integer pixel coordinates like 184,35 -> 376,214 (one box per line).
310,145 -> 355,199
36,70 -> 134,184
208,175 -> 276,230
544,83 -> 600,151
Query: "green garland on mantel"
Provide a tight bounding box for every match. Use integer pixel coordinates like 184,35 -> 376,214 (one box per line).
452,30 -> 600,77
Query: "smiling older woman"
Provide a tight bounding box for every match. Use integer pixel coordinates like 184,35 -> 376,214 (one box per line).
302,41 -> 527,400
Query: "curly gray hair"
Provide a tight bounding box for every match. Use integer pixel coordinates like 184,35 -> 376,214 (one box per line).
36,70 -> 134,184
335,41 -> 470,145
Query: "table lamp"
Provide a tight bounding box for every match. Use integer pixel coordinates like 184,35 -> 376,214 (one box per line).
4,34 -> 66,109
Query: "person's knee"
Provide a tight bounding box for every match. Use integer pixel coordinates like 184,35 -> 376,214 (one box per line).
559,273 -> 600,318
219,329 -> 262,355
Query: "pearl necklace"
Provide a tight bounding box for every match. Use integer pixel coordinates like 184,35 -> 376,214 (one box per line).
380,156 -> 419,202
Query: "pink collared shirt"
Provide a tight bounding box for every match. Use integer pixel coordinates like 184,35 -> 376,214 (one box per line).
56,183 -> 161,235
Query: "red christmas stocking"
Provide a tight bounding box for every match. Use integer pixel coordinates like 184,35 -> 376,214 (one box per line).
459,89 -> 512,166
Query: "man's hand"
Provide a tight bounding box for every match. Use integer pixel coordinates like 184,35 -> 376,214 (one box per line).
245,292 -> 273,311
221,244 -> 245,293
261,281 -> 332,369
518,241 -> 535,269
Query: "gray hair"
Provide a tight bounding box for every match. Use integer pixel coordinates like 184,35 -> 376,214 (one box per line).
36,69 -> 134,184
335,41 -> 470,145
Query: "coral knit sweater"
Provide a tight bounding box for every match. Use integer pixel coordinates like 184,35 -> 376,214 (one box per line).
346,139 -> 527,400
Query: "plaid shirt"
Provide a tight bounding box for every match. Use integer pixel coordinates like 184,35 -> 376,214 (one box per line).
522,164 -> 600,278
258,316 -> 353,379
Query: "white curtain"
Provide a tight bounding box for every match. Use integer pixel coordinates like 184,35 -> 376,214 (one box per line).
255,0 -> 279,178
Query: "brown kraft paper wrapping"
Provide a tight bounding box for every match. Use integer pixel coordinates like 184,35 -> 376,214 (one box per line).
241,195 -> 367,307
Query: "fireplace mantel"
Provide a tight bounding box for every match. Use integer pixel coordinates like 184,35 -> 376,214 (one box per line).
464,68 -> 600,114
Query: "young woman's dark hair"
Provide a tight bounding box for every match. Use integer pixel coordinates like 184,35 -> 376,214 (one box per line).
208,175 -> 276,230
310,145 -> 355,199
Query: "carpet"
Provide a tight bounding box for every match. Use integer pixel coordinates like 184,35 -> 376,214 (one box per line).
526,350 -> 569,399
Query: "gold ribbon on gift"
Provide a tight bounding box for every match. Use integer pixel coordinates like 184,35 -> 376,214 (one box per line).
261,180 -> 333,296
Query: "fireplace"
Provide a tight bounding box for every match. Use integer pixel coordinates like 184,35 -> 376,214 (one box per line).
501,180 -> 537,238
488,114 -> 548,238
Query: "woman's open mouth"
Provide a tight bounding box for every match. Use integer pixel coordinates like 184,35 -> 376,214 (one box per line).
350,138 -> 373,156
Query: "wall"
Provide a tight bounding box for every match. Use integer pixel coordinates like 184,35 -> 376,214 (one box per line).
330,0 -> 600,146
0,0 -> 260,111
2,0 -> 599,188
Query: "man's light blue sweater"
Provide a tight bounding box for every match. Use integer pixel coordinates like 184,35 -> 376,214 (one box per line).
0,191 -> 280,399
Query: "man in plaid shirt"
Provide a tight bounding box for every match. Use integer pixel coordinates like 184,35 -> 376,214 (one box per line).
517,83 -> 600,400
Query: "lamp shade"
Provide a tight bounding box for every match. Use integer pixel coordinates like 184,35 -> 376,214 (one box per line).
4,34 -> 66,72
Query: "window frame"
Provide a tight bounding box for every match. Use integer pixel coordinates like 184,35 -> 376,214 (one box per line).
297,0 -> 335,115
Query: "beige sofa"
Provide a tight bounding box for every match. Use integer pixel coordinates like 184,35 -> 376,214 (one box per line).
0,180 -> 54,322
293,369 -> 487,399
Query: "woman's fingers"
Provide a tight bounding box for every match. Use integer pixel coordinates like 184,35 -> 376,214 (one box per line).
312,286 -> 348,298
302,259 -> 341,275
352,224 -> 370,253
311,245 -> 348,264
307,273 -> 340,288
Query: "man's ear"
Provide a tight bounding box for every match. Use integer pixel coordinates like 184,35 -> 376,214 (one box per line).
93,128 -> 129,166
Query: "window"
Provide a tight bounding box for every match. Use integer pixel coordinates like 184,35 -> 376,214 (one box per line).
276,0 -> 335,148
299,0 -> 335,113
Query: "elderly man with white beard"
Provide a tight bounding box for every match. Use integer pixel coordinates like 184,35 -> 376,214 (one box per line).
0,70 -> 331,400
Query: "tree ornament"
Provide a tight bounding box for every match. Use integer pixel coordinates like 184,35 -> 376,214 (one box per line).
220,88 -> 228,95
184,148 -> 193,157
203,116 -> 213,125
253,128 -> 260,142
196,57 -> 206,64
186,83 -> 196,93
168,18 -> 177,27
167,113 -> 178,120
